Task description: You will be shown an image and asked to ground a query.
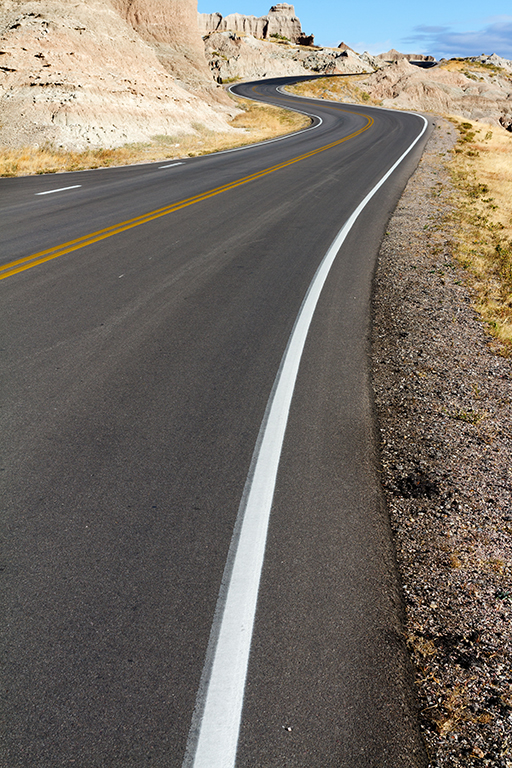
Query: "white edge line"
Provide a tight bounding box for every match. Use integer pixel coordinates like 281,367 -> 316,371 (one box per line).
205,83 -> 324,156
182,109 -> 429,768
159,162 -> 184,169
35,185 -> 82,196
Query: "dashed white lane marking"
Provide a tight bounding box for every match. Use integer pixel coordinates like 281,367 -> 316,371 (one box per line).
159,162 -> 184,169
183,106 -> 428,768
35,185 -> 82,196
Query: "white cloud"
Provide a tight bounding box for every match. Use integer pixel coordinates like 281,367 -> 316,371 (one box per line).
404,18 -> 512,60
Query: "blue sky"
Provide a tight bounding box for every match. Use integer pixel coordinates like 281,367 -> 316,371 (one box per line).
197,1 -> 512,59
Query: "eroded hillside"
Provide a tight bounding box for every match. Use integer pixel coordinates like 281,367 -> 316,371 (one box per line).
0,0 -> 235,150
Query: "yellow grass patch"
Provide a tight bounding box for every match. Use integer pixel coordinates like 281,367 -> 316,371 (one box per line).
287,76 -> 381,106
0,97 -> 310,177
439,58 -> 506,77
434,686 -> 470,736
448,117 -> 512,350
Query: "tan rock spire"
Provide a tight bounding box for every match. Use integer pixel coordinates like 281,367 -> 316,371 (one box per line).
199,4 -> 312,45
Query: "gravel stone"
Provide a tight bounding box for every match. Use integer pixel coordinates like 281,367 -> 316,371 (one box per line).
371,118 -> 512,768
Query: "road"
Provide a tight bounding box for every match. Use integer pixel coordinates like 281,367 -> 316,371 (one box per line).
1,77 -> 429,767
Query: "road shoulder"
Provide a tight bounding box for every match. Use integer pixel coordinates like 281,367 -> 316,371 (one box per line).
372,118 -> 512,766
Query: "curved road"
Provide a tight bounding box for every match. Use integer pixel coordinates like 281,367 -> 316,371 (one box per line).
1,78 -> 430,767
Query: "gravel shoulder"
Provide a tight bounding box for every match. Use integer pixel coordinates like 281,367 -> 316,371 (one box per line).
371,118 -> 512,767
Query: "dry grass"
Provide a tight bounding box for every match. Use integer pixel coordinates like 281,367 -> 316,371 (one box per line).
0,97 -> 310,177
408,634 -> 438,659
439,58 -> 507,77
448,117 -> 512,350
434,686 -> 470,736
291,76 -> 512,351
286,76 -> 381,106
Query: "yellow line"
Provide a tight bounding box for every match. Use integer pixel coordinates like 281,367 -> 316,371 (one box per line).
1,114 -> 373,281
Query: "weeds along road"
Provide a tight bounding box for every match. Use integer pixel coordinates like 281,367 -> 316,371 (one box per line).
0,77 -> 430,767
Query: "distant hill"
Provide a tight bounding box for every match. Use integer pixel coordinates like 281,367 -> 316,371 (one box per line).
357,57 -> 512,130
377,48 -> 436,62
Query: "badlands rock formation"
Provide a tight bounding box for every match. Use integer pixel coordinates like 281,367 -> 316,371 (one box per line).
204,32 -> 378,83
359,58 -> 512,129
110,0 -> 213,87
337,42 -> 356,53
199,4 -> 312,45
471,53 -> 512,75
0,0 -> 235,150
377,49 -> 435,63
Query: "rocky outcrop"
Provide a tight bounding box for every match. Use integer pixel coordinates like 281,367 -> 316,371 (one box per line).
470,53 -> 512,74
110,0 -> 214,88
357,51 -> 382,71
200,12 -> 267,40
199,4 -> 313,45
359,58 -> 512,128
0,0 -> 237,150
204,31 -> 376,83
377,49 -> 436,62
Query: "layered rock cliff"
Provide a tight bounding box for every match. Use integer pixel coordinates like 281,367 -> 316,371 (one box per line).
111,0 -> 213,88
199,4 -> 312,46
204,31 -> 379,83
0,0 -> 235,150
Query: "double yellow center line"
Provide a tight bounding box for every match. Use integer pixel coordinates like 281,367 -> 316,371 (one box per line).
1,113 -> 373,282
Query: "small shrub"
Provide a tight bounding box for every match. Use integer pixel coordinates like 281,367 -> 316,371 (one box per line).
468,183 -> 489,198
449,409 -> 485,424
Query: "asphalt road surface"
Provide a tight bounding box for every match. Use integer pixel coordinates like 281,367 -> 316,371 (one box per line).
1,77 -> 430,767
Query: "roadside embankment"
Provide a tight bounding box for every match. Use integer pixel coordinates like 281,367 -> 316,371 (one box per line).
0,97 -> 310,176
288,74 -> 512,350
